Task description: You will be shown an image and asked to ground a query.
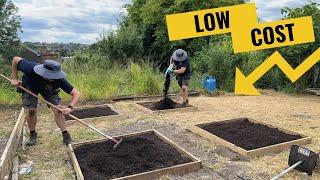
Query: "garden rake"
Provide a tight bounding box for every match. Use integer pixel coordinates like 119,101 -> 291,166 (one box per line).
0,74 -> 123,150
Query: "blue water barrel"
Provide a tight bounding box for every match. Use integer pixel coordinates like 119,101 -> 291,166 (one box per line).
203,76 -> 217,92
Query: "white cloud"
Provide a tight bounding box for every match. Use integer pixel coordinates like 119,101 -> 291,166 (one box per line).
249,0 -> 313,21
14,0 -> 315,43
13,0 -> 130,44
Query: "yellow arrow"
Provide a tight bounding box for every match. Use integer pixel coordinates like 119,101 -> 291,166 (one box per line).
235,48 -> 320,96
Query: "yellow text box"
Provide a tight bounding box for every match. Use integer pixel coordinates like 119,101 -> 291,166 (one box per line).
166,4 -> 257,41
232,17 -> 315,53
166,3 -> 315,53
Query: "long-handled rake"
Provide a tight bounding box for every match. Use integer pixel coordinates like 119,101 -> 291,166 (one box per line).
0,74 -> 123,150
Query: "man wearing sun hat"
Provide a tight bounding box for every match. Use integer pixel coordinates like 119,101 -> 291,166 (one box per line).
166,49 -> 191,107
10,56 -> 80,146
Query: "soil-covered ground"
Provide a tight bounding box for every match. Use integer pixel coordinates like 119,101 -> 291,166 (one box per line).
74,132 -> 192,180
1,91 -> 320,179
200,118 -> 302,150
65,106 -> 118,120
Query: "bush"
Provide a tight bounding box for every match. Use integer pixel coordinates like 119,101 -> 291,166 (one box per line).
192,36 -> 242,91
93,24 -> 144,64
0,56 -> 3,72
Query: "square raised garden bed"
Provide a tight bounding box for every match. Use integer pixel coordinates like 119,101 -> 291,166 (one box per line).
135,98 -> 197,114
189,118 -> 312,158
0,108 -> 25,179
68,130 -> 201,180
65,104 -> 122,124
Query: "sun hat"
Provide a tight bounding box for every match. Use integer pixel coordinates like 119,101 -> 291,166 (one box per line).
33,60 -> 66,80
172,49 -> 188,62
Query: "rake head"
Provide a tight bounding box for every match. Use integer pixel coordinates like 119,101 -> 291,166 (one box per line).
113,138 -> 123,150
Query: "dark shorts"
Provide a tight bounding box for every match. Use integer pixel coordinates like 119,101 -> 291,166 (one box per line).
22,92 -> 61,109
177,75 -> 190,87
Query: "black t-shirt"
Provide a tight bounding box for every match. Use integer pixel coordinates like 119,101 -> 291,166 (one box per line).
17,59 -> 74,95
173,58 -> 191,78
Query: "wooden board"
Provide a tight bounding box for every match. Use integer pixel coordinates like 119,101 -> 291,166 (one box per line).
304,88 -> 320,96
189,118 -> 312,158
135,100 -> 198,114
66,104 -> 123,126
0,108 -> 25,179
68,129 -> 201,180
11,156 -> 19,180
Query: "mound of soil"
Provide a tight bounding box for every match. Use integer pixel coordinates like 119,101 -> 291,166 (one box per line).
74,132 -> 192,180
200,118 -> 302,150
65,106 -> 118,120
139,98 -> 180,110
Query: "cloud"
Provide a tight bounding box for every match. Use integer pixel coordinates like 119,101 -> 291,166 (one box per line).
13,0 -> 130,44
14,0 -> 313,44
249,0 -> 311,21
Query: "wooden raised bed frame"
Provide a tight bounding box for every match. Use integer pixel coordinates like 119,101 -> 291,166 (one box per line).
0,108 -> 25,179
135,100 -> 198,114
189,118 -> 312,158
68,129 -> 201,180
66,104 -> 123,125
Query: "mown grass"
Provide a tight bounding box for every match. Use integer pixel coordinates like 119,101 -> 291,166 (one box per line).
0,60 -> 202,104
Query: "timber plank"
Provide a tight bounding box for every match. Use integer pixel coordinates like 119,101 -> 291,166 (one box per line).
0,108 -> 25,179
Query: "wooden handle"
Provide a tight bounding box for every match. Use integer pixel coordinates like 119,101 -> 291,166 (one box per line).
0,74 -> 118,143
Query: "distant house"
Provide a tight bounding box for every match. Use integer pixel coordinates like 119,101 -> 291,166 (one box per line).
39,45 -> 59,63
21,44 -> 60,63
21,45 -> 41,62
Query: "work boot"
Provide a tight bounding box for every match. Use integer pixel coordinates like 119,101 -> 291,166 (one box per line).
25,132 -> 37,146
181,102 -> 188,108
62,132 -> 73,145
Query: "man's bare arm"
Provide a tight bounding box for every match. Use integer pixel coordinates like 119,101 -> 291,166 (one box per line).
173,67 -> 186,74
69,88 -> 80,107
61,88 -> 80,115
11,57 -> 23,87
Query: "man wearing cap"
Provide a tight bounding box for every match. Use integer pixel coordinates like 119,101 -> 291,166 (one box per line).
11,56 -> 80,146
166,49 -> 191,107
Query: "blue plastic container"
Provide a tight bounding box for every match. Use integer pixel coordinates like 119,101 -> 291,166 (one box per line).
203,76 -> 217,93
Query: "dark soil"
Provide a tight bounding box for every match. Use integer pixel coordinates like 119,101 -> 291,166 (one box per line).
65,106 -> 118,120
138,98 -> 181,110
74,132 -> 192,180
199,118 -> 302,150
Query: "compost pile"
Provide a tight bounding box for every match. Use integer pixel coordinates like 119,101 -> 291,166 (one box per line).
152,98 -> 178,110
201,118 -> 302,150
74,133 -> 192,180
65,106 -> 118,120
138,98 -> 179,111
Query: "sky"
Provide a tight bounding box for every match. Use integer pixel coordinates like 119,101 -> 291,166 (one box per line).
13,0 -> 317,44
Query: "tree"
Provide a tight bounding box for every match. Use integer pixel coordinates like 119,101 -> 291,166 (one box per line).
279,1 -> 320,90
93,0 -> 244,67
0,0 -> 21,62
0,55 -> 3,71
